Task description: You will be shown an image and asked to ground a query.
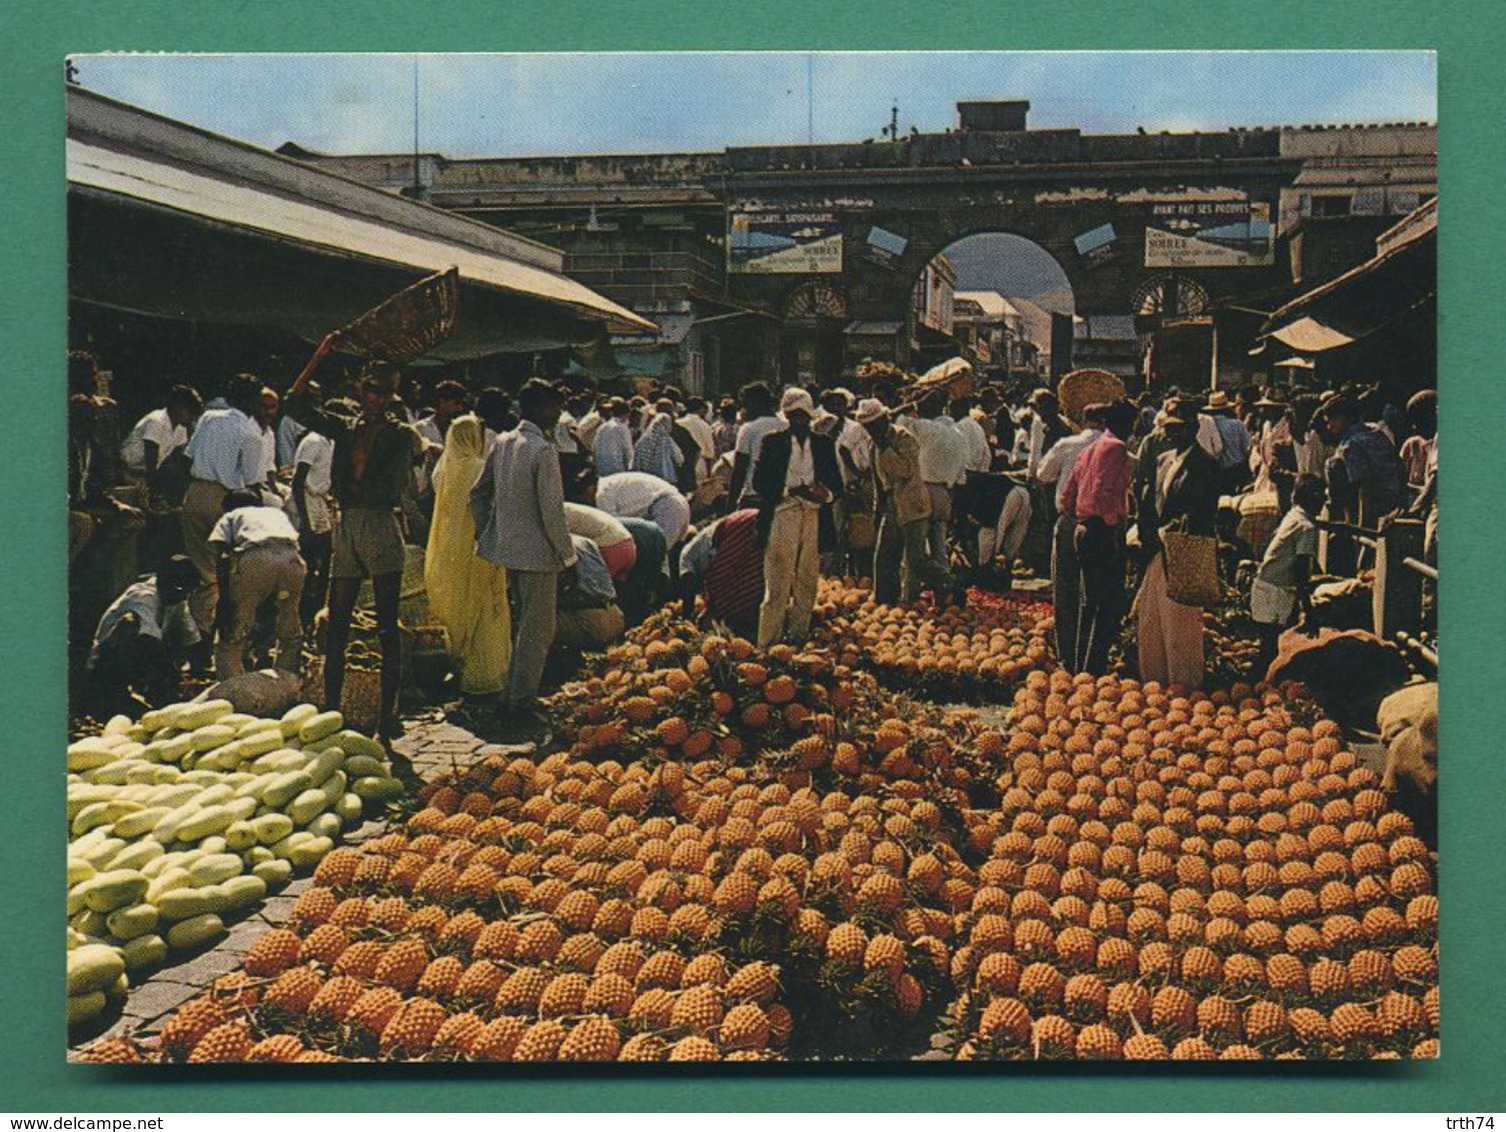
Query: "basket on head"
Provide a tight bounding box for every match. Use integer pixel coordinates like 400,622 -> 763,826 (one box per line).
1057,368 -> 1126,427
913,357 -> 975,399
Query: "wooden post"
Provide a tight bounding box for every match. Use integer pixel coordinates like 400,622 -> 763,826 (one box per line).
1374,518 -> 1425,640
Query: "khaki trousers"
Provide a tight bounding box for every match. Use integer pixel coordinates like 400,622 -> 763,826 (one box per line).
508,568 -> 559,707
758,502 -> 821,648
216,541 -> 306,678
182,478 -> 228,632
874,501 -> 947,605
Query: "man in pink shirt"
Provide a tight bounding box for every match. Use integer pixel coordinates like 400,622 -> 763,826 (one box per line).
1060,400 -> 1139,675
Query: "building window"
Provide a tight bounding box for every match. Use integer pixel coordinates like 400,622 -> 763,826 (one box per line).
1309,195 -> 1352,218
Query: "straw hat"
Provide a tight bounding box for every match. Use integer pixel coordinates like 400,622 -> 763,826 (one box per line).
780,388 -> 816,417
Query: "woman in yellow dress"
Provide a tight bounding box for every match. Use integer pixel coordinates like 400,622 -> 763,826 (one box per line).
424,415 -> 511,696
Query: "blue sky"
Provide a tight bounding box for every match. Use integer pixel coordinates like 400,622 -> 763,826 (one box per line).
74,51 -> 1435,159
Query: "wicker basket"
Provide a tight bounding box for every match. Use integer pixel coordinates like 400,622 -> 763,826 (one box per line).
300,659 -> 382,734
913,357 -> 975,399
1057,368 -> 1126,427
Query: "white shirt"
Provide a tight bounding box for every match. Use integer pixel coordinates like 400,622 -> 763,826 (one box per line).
575,409 -> 604,452
956,414 -> 992,473
1295,432 -> 1331,476
1196,413 -> 1226,460
1026,415 -> 1050,477
784,433 -> 816,495
184,407 -> 265,490
564,502 -> 632,547
735,415 -> 786,492
275,415 -> 307,471
837,417 -> 873,476
90,578 -> 200,665
677,413 -> 716,484
121,408 -> 187,473
208,505 -> 300,551
415,416 -> 447,449
907,415 -> 969,486
292,431 -> 335,534
259,426 -> 277,481
1037,428 -> 1104,509
593,418 -> 635,477
555,411 -> 579,455
596,471 -> 683,519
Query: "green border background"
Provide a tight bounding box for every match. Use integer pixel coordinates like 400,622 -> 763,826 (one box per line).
4,0 -> 1501,1112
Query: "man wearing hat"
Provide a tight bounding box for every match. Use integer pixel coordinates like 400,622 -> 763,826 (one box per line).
860,399 -> 950,605
751,388 -> 842,647
1205,389 -> 1253,493
286,341 -> 422,742
1250,389 -> 1296,502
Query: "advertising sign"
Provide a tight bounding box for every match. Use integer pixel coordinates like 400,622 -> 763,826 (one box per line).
729,208 -> 843,274
863,224 -> 909,269
1144,201 -> 1274,268
1074,222 -> 1119,268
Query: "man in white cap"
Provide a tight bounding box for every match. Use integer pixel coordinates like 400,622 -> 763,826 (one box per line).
751,387 -> 842,646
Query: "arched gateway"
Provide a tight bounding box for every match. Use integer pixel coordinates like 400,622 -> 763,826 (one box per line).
290,99 -> 1434,392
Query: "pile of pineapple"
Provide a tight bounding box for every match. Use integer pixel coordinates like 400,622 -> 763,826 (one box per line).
811,578 -> 1056,703
83,616 -> 1437,1063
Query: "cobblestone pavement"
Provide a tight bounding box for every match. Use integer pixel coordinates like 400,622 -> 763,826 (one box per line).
69,716 -> 531,1058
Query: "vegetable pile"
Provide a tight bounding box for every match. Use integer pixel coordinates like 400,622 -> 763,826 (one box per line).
67,700 -> 406,1030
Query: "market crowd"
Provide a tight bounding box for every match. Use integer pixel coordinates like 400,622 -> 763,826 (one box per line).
69,341 -> 1437,741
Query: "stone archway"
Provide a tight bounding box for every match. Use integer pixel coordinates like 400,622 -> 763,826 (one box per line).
904,229 -> 1076,378
777,280 -> 849,384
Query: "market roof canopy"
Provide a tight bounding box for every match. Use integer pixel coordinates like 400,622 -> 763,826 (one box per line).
67,88 -> 655,358
1267,315 -> 1355,354
1260,198 -> 1436,359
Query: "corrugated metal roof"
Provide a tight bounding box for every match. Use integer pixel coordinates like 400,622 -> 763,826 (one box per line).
67,92 -> 655,337
611,312 -> 694,346
1267,197 -> 1436,325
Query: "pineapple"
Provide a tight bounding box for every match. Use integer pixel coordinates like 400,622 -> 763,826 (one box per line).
242,929 -> 303,978
470,1016 -> 527,1061
512,1019 -> 569,1062
378,998 -> 449,1059
247,1035 -> 307,1063
558,1016 -> 622,1062
186,1022 -> 253,1064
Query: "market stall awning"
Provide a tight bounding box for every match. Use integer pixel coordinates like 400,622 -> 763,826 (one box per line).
1267,315 -> 1355,353
1258,199 -> 1435,364
67,87 -> 655,358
